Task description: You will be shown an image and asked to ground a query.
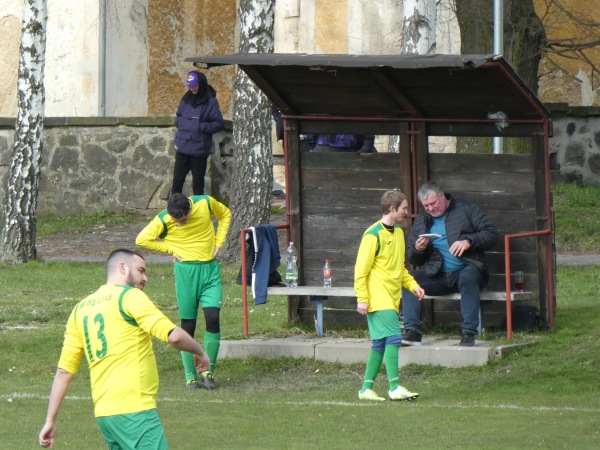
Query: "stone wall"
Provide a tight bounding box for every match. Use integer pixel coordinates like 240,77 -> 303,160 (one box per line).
1,105 -> 599,217
0,117 -> 233,216
548,104 -> 600,184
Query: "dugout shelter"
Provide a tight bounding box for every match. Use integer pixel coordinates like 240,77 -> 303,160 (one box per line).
188,53 -> 555,337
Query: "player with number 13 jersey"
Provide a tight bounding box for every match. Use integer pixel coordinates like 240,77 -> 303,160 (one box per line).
58,284 -> 176,417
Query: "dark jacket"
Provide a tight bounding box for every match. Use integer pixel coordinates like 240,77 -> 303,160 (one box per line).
174,76 -> 224,157
308,134 -> 377,153
244,225 -> 282,305
406,194 -> 498,280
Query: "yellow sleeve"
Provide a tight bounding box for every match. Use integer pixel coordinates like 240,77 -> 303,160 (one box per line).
135,216 -> 174,256
209,196 -> 231,248
400,267 -> 420,294
57,308 -> 84,375
354,234 -> 378,304
122,289 -> 176,342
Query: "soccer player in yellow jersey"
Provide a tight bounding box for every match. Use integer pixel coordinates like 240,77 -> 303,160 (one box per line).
39,249 -> 209,449
136,193 -> 231,390
354,191 -> 425,401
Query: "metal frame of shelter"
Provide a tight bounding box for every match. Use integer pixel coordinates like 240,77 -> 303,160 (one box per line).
188,53 -> 555,339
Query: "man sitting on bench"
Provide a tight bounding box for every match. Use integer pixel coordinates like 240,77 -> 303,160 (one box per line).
401,181 -> 498,347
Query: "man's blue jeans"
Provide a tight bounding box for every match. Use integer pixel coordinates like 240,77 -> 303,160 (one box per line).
401,265 -> 487,336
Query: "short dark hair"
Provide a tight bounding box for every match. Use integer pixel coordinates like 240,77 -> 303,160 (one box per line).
106,249 -> 144,277
380,190 -> 408,214
167,193 -> 191,219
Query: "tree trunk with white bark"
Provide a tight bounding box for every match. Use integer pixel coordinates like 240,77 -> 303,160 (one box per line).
402,0 -> 437,55
0,0 -> 47,264
390,0 -> 437,152
220,0 -> 275,263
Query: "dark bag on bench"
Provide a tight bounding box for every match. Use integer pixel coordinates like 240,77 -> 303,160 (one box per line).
511,305 -> 541,331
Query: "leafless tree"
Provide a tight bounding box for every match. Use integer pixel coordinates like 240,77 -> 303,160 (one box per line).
536,0 -> 600,90
0,0 -> 47,264
453,0 -> 600,94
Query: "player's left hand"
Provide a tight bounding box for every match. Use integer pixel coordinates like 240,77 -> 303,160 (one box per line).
212,245 -> 220,259
39,423 -> 55,448
413,286 -> 426,301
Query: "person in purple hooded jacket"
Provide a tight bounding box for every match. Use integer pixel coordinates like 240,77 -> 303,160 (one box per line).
172,71 -> 224,195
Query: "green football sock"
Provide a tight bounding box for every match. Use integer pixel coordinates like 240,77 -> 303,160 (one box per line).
204,331 -> 221,374
181,351 -> 197,383
360,349 -> 383,393
384,344 -> 400,390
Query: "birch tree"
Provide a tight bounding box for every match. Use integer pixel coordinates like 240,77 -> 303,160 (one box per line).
402,0 -> 437,55
220,0 -> 275,263
0,0 -> 47,264
390,0 -> 437,152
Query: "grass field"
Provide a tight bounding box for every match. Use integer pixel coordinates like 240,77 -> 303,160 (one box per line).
1,182 -> 600,449
1,262 -> 600,449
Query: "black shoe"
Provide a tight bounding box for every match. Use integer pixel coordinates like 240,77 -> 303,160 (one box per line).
401,329 -> 422,346
200,371 -> 216,390
459,333 -> 476,347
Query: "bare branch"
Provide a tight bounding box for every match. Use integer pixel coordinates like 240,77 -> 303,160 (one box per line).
543,55 -> 583,83
538,0 -> 600,79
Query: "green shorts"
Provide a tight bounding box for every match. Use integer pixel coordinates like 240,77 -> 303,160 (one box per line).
174,259 -> 222,319
96,409 -> 167,450
367,309 -> 401,341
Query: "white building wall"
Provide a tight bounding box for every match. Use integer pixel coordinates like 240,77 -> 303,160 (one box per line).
104,0 -> 148,116
0,1 -> 26,117
45,0 -> 100,116
0,0 -> 148,117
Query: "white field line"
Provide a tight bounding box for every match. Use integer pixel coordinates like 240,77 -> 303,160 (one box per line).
3,392 -> 600,414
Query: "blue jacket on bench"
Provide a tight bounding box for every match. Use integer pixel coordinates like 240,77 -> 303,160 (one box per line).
250,225 -> 282,305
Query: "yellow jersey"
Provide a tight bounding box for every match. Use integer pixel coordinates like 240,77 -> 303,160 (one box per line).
136,195 -> 231,262
58,284 -> 176,417
354,222 -> 419,313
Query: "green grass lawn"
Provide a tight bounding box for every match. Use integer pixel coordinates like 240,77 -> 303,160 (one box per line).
552,182 -> 600,252
1,181 -> 600,449
1,262 -> 600,449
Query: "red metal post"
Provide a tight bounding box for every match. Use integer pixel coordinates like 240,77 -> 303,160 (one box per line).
240,224 -> 289,337
504,229 -> 552,339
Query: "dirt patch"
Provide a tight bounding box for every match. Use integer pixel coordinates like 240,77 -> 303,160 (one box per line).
36,211 -> 289,263
36,222 -> 173,263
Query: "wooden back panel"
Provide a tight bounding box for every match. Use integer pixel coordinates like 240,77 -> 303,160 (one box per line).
295,152 -> 541,329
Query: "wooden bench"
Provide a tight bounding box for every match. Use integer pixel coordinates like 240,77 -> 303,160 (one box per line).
266,286 -> 354,337
266,286 -> 534,337
267,286 -> 535,337
423,291 -> 535,335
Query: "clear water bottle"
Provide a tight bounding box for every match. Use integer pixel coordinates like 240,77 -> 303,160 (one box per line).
323,259 -> 332,288
285,242 -> 298,287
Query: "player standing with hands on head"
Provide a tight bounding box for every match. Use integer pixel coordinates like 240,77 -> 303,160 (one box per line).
39,249 -> 209,449
136,193 -> 231,391
354,190 -> 425,401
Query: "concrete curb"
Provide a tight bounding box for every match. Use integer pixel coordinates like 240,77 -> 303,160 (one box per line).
219,337 -> 531,368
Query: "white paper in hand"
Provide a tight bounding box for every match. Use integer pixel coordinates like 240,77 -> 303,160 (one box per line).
419,233 -> 442,239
